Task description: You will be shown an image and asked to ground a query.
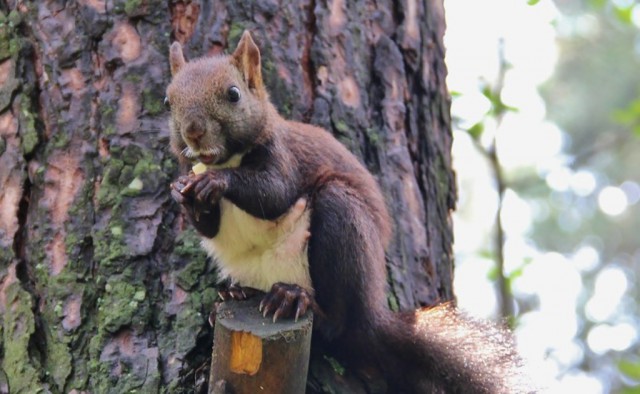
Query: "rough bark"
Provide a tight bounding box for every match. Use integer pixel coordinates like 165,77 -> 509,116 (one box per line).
0,0 -> 454,393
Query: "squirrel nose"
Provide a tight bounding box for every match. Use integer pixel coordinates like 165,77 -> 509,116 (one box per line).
185,122 -> 205,140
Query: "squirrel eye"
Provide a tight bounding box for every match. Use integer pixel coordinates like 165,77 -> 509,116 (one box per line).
227,86 -> 241,103
164,97 -> 171,110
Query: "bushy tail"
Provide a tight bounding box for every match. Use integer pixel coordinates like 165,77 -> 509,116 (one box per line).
371,304 -> 532,394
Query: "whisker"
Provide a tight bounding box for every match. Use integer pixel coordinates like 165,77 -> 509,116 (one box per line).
201,146 -> 223,157
182,147 -> 197,158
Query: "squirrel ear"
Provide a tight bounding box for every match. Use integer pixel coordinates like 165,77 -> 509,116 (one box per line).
170,42 -> 186,76
231,31 -> 265,94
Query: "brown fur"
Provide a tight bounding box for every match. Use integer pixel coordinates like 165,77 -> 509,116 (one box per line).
166,31 -> 531,393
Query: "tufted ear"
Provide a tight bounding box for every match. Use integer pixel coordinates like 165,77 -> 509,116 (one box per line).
231,31 -> 265,94
170,42 -> 186,76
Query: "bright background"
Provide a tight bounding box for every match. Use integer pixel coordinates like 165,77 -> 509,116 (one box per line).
445,1 -> 640,393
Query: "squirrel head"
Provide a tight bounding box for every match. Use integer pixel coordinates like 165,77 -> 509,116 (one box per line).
166,31 -> 271,165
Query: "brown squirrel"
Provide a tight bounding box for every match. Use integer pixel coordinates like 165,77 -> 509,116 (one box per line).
167,31 -> 530,393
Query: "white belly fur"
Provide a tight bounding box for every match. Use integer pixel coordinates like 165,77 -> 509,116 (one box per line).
201,197 -> 313,293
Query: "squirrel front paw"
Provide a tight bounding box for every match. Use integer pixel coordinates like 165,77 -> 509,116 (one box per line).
170,174 -> 222,237
259,282 -> 317,323
171,171 -> 228,204
170,174 -> 213,215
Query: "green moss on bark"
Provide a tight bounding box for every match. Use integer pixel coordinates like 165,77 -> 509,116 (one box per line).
260,48 -> 295,118
43,325 -> 73,391
227,22 -> 246,49
96,158 -> 125,207
176,257 -> 207,291
93,224 -> 129,271
142,88 -> 164,116
100,279 -> 149,333
19,95 -> 39,156
94,146 -> 168,271
1,282 -> 40,392
0,11 -> 22,60
173,230 -> 205,259
123,0 -> 143,16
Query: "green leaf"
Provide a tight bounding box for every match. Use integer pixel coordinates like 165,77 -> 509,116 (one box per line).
619,359 -> 640,380
614,5 -> 634,25
612,109 -> 633,125
478,249 -> 495,260
612,98 -> 640,137
508,257 -> 532,282
467,122 -> 485,140
508,266 -> 525,282
487,265 -> 498,281
621,386 -> 640,394
481,85 -> 496,102
527,0 -> 540,5
481,85 -> 517,117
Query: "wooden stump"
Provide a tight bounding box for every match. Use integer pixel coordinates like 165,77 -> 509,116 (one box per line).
209,298 -> 313,394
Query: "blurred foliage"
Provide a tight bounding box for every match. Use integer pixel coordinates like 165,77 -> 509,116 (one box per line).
613,98 -> 640,136
462,45 -> 521,320
619,359 -> 640,381
534,0 -> 640,392
456,0 -> 640,392
539,1 -> 640,260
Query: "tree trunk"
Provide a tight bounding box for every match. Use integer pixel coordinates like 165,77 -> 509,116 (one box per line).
0,0 -> 453,393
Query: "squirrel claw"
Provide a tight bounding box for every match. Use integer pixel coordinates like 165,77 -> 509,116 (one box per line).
218,283 -> 261,302
294,300 -> 308,322
260,282 -> 314,322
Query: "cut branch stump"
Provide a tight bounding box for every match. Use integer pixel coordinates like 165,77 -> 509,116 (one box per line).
209,298 -> 313,394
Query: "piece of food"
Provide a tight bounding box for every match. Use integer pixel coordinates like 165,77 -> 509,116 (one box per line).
192,162 -> 208,175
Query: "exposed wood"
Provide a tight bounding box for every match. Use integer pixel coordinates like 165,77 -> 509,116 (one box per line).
229,332 -> 263,375
209,299 -> 312,394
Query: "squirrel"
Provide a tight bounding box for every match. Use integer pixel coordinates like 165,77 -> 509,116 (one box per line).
167,31 -> 531,394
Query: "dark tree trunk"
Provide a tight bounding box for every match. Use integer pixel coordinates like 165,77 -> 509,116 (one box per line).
0,0 -> 454,393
